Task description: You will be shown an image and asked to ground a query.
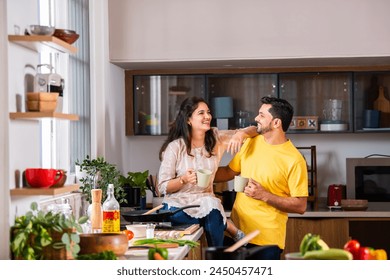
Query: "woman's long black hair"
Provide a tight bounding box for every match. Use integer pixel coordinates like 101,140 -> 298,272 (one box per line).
159,96 -> 216,161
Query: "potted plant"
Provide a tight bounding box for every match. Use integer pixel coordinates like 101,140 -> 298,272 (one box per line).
10,202 -> 88,260
119,170 -> 149,209
76,155 -> 127,205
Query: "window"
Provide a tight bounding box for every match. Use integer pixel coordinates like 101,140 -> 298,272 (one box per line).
38,0 -> 91,172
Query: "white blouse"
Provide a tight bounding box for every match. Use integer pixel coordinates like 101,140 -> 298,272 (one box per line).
157,128 -> 232,224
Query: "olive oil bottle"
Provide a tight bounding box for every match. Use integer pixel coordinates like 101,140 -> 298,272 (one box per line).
102,184 -> 120,233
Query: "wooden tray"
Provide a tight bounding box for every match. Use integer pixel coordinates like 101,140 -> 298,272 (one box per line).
342,205 -> 368,211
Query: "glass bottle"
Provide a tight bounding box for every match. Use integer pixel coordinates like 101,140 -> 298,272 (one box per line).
102,184 -> 120,233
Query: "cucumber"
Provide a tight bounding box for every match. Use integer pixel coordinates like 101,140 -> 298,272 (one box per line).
303,248 -> 353,260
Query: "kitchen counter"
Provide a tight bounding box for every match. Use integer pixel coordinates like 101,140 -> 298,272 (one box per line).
226,203 -> 390,218
123,227 -> 204,260
288,209 -> 390,218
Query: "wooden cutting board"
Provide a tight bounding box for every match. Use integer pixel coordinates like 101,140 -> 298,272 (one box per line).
373,86 -> 390,127
128,243 -> 180,249
156,224 -> 200,235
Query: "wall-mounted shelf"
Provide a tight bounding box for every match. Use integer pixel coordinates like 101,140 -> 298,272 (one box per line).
9,112 -> 79,121
8,35 -> 77,54
10,184 -> 80,196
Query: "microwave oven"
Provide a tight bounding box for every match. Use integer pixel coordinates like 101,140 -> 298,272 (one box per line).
346,157 -> 390,204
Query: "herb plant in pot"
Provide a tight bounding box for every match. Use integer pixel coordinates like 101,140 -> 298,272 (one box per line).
119,170 -> 149,209
76,155 -> 127,205
10,202 -> 88,260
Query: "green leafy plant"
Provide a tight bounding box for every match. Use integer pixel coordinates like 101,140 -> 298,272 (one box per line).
76,155 -> 127,204
10,202 -> 88,260
119,170 -> 149,197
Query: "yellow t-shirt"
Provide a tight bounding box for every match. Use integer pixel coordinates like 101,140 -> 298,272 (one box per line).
229,135 -> 308,249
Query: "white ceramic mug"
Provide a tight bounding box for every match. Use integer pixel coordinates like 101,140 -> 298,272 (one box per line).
197,169 -> 212,188
234,175 -> 249,192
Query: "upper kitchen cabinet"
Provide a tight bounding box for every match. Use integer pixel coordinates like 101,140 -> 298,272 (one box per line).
280,72 -> 353,133
130,74 -> 205,135
109,0 -> 390,70
353,72 -> 390,132
207,74 -> 277,129
126,69 -> 390,136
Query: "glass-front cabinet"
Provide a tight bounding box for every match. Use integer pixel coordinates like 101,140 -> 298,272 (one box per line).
207,74 -> 277,129
126,70 -> 390,136
279,72 -> 353,133
133,75 -> 205,135
353,72 -> 390,131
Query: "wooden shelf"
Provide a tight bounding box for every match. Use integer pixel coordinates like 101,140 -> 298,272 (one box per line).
9,112 -> 79,121
10,184 -> 80,196
8,35 -> 77,54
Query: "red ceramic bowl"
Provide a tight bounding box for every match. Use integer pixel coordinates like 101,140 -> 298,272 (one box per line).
25,168 -> 64,188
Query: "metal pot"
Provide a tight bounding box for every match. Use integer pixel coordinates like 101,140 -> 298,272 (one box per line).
121,205 -> 200,223
204,245 -> 279,260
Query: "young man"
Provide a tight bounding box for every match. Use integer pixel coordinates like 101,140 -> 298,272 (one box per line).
215,96 -> 308,259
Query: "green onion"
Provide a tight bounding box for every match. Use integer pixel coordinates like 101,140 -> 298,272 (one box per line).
133,238 -> 199,248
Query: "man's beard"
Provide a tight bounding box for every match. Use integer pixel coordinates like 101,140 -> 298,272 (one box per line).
256,122 -> 273,134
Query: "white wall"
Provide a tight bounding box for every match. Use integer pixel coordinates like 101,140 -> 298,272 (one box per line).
0,0 -> 10,261
108,0 -> 390,64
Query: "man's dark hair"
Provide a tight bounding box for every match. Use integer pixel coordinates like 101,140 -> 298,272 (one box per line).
260,96 -> 294,132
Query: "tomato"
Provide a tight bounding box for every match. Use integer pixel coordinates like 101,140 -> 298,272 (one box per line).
122,229 -> 134,240
358,246 -> 371,260
343,240 -> 360,260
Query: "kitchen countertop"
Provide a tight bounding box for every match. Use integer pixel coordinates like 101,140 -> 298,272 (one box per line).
226,203 -> 390,219
123,227 -> 204,260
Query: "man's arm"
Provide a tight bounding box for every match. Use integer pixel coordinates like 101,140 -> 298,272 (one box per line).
214,165 -> 239,183
245,179 -> 307,214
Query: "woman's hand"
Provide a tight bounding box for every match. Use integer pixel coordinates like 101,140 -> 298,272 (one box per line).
182,168 -> 197,185
227,130 -> 246,154
226,127 -> 258,154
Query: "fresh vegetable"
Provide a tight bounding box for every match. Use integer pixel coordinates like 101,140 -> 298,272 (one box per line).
343,239 -> 360,260
299,233 -> 329,256
371,249 -> 387,260
134,238 -> 199,248
343,239 -> 388,260
77,250 -> 117,260
122,229 -> 134,241
303,248 -> 353,260
358,246 -> 371,260
148,247 -> 168,260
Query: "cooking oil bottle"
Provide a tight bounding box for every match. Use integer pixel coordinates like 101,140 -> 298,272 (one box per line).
102,184 -> 120,233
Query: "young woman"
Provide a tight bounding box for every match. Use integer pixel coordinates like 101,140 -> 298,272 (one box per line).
157,96 -> 257,246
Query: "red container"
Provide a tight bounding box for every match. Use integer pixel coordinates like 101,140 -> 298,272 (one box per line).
327,184 -> 345,207
25,168 -> 64,188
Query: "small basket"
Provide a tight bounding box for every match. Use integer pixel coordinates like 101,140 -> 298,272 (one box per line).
26,92 -> 58,112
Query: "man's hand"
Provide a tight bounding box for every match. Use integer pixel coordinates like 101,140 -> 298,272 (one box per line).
244,178 -> 268,201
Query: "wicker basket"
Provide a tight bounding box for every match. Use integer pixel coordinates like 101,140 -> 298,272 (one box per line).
26,92 -> 58,112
